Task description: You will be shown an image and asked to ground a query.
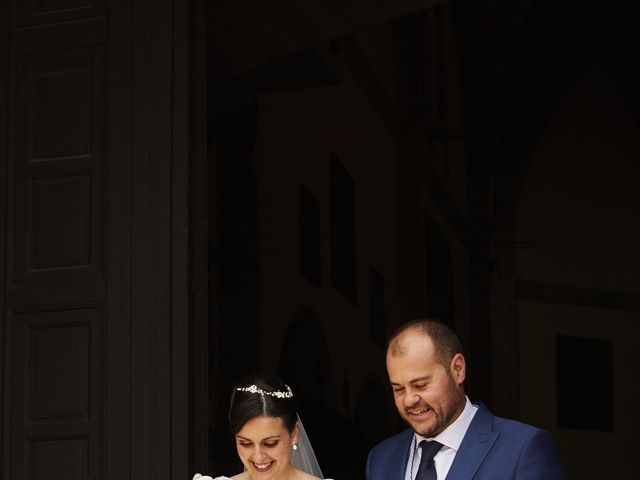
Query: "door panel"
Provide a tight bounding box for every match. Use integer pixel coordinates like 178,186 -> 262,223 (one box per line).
1,0 -> 195,479
4,6 -> 106,479
15,0 -> 104,28
10,307 -> 102,480
13,46 -> 103,285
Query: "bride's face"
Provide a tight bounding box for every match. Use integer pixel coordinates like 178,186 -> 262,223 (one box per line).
235,415 -> 298,479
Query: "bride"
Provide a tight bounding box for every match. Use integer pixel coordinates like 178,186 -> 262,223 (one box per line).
193,374 -> 333,480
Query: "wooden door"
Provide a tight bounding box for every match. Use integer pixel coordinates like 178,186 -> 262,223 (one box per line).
0,1 -> 202,479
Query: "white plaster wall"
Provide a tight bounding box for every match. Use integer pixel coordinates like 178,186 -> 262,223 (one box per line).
253,78 -> 399,415
516,64 -> 640,479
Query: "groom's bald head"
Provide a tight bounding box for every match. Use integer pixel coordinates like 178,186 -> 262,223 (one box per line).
387,319 -> 464,368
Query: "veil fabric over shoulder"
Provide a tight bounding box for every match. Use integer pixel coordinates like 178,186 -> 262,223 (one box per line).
290,415 -> 323,478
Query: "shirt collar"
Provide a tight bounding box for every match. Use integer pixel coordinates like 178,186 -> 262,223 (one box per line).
414,396 -> 478,452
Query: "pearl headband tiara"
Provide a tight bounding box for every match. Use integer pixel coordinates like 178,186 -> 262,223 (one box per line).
236,384 -> 294,399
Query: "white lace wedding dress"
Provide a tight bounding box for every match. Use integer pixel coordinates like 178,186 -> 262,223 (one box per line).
193,476 -> 231,480
193,474 -> 333,479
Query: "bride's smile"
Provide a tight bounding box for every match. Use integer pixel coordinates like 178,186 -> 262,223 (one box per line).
252,461 -> 273,471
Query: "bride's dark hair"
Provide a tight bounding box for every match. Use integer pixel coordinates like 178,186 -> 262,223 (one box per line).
229,373 -> 298,434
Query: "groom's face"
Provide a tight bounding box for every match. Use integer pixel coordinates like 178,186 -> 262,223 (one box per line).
387,330 -> 466,438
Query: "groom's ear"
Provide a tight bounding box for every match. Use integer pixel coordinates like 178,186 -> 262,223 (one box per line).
450,353 -> 466,385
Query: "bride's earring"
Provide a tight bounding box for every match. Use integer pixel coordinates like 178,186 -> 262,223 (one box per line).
292,443 -> 298,451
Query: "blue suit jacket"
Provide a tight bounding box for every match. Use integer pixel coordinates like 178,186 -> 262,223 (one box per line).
366,404 -> 565,480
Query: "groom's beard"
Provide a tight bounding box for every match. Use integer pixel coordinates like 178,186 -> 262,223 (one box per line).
402,383 -> 465,438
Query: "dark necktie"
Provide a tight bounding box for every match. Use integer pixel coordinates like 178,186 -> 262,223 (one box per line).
415,440 -> 443,480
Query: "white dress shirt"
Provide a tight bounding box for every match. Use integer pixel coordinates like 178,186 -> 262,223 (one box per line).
406,397 -> 478,480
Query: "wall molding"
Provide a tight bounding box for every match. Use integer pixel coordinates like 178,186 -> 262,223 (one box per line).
517,280 -> 640,312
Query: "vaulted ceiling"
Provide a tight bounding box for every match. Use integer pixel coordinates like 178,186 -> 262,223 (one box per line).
208,0 -> 445,80
207,0 -> 640,211
453,0 -> 640,174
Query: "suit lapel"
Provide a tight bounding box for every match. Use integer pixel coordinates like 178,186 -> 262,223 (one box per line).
445,404 -> 498,480
388,429 -> 414,479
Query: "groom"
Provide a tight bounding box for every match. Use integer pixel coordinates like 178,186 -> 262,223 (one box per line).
366,319 -> 566,480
